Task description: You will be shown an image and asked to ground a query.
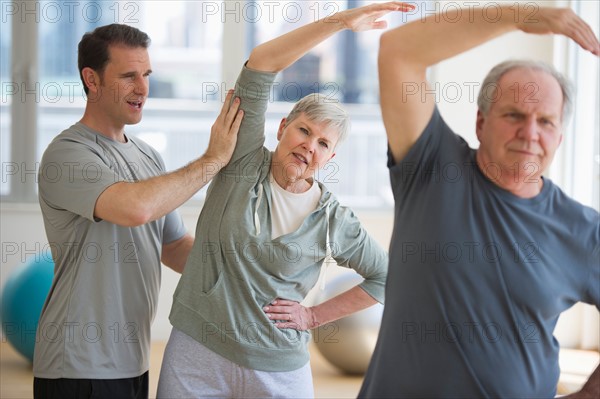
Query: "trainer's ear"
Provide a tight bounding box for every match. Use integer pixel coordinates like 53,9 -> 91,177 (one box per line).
82,67 -> 101,94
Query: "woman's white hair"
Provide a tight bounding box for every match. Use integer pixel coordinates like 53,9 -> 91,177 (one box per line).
285,93 -> 350,145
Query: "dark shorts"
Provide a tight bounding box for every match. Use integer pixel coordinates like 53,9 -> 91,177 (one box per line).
33,371 -> 148,399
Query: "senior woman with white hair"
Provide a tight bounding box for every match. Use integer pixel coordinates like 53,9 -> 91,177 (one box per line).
157,2 -> 415,398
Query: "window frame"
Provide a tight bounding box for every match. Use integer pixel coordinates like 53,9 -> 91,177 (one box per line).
2,1 -> 598,212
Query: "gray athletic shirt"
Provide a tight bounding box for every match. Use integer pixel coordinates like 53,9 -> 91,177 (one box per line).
34,122 -> 186,379
359,106 -> 600,398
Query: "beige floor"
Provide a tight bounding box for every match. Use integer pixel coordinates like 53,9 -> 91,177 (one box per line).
2,341 -> 598,398
0,341 -> 362,399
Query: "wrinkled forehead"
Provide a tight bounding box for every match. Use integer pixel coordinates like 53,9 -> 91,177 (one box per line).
494,68 -> 563,113
107,44 -> 151,68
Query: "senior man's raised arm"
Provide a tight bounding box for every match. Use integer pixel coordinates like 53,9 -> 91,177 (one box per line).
379,5 -> 599,164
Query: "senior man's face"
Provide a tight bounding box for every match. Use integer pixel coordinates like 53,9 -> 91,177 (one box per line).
272,113 -> 338,184
475,68 -> 564,194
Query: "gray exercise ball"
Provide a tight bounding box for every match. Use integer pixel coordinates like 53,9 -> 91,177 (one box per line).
311,271 -> 383,374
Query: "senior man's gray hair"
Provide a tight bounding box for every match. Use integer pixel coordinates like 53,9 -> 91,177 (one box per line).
477,59 -> 574,125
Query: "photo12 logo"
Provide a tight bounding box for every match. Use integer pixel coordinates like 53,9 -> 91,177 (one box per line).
402,1 -> 540,24
1,1 -> 140,24
199,1 -> 341,24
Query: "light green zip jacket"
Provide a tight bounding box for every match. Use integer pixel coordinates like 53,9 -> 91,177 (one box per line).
169,65 -> 388,372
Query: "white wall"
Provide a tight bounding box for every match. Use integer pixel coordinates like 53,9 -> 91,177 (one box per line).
0,203 -> 392,341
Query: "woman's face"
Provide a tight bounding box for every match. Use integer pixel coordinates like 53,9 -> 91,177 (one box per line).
272,113 -> 339,184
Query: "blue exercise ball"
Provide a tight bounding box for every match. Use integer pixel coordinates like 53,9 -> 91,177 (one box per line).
1,253 -> 54,363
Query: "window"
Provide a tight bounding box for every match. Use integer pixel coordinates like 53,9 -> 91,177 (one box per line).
560,0 -> 599,212
2,0 -> 400,207
4,1 -> 595,211
0,14 -> 10,196
34,1 -> 225,200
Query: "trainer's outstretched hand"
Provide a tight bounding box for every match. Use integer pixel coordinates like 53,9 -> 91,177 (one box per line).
331,1 -> 416,32
205,89 -> 244,166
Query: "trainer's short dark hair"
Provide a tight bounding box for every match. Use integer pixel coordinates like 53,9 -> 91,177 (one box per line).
78,24 -> 150,94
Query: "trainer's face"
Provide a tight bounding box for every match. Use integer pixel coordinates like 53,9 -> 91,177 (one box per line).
476,68 -> 564,188
87,45 -> 152,129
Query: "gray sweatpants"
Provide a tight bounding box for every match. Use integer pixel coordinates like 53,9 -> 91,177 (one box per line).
157,328 -> 315,399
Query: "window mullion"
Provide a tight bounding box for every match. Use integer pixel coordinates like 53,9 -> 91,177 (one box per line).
10,11 -> 38,202
221,1 -> 248,89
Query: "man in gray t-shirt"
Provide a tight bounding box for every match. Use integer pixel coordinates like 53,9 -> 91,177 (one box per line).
33,24 -> 243,399
360,5 -> 600,398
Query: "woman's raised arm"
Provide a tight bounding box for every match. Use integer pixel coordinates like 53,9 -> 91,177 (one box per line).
247,1 -> 414,73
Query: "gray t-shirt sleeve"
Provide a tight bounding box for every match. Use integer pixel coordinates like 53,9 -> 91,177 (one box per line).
162,209 -> 187,245
39,139 -> 121,223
